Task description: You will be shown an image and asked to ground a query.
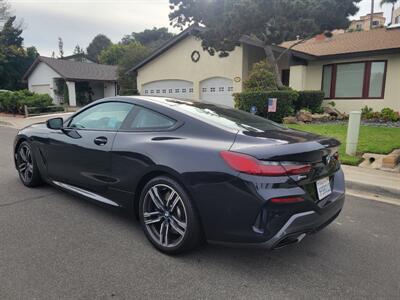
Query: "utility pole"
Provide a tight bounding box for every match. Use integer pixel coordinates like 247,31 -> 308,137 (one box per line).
370,0 -> 375,30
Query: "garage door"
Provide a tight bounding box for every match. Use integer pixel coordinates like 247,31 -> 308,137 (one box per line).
31,84 -> 51,95
142,80 -> 194,99
200,77 -> 234,107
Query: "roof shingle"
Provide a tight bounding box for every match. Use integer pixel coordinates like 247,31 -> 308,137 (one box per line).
24,56 -> 118,81
279,28 -> 400,57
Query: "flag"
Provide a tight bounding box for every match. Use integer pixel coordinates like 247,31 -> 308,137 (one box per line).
268,98 -> 277,112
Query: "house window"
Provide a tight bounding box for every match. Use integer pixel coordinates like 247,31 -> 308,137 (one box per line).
372,20 -> 379,27
210,87 -> 216,92
182,88 -> 187,93
202,88 -> 207,92
169,89 -> 173,93
219,87 -> 224,92
189,88 -> 194,93
145,90 -> 148,94
228,87 -> 233,92
322,61 -> 387,99
150,90 -> 154,94
156,89 -> 160,94
162,89 -> 166,94
356,24 -> 362,30
175,89 -> 180,93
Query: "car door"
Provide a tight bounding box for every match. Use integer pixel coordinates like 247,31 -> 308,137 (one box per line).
109,105 -> 179,204
45,101 -> 134,194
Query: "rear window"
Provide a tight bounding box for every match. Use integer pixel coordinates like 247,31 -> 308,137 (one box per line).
165,100 -> 285,132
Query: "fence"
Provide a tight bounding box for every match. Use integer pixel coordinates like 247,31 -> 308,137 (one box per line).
24,105 -> 67,118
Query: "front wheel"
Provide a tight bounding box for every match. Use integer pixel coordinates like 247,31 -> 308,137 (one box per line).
139,176 -> 202,254
16,141 -> 43,187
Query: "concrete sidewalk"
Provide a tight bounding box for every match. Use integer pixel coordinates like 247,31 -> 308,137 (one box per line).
343,165 -> 400,202
0,113 -> 73,129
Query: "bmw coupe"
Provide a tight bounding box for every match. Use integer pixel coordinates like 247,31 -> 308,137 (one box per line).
14,96 -> 344,254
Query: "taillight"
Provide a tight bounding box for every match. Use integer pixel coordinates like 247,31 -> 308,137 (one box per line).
270,196 -> 304,204
333,152 -> 339,161
220,151 -> 311,176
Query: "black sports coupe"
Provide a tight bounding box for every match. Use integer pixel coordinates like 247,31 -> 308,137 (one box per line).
14,97 -> 345,254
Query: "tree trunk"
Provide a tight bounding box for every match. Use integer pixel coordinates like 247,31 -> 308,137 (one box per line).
264,45 -> 283,89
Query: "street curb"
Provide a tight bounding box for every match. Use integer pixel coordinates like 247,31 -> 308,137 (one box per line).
345,180 -> 400,199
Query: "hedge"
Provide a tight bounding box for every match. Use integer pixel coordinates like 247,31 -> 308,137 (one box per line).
234,90 -> 299,123
0,90 -> 53,114
295,90 -> 325,113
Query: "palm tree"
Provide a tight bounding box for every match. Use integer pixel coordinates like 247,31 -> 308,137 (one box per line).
381,0 -> 399,25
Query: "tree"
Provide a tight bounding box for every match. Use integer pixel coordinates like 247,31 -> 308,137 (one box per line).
58,37 -> 64,58
98,42 -> 150,94
381,0 -> 398,24
169,0 -> 361,87
98,43 -> 127,65
121,27 -> 174,50
243,60 -> 277,92
73,44 -> 84,55
86,34 -> 112,62
0,16 -> 39,90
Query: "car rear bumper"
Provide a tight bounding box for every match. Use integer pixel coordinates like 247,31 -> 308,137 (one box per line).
209,193 -> 344,250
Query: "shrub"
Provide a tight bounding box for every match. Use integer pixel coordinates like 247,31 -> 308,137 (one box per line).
234,90 -> 299,123
361,105 -> 374,119
380,108 -> 399,122
295,90 -> 325,113
0,90 -> 53,114
243,60 -> 278,92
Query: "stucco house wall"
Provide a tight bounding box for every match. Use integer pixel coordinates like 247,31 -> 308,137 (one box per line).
27,62 -> 62,101
299,54 -> 400,112
137,35 -> 244,100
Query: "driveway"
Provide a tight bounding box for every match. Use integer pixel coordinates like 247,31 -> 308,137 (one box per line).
0,126 -> 399,299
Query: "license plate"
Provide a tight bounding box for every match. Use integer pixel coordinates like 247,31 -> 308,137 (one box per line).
316,177 -> 332,200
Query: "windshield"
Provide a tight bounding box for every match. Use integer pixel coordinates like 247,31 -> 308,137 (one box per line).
165,99 -> 286,132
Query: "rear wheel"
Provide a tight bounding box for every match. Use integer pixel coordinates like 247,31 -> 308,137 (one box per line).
139,176 -> 202,254
16,141 -> 43,187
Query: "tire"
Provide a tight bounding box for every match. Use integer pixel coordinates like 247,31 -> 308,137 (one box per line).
139,176 -> 202,254
16,141 -> 43,187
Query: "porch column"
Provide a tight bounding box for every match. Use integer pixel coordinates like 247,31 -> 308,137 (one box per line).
289,65 -> 307,91
66,81 -> 76,106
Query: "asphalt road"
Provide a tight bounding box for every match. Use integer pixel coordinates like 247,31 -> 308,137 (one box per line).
0,126 -> 399,300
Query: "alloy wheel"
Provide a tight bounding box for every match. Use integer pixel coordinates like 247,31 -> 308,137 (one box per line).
18,144 -> 34,183
142,184 -> 187,248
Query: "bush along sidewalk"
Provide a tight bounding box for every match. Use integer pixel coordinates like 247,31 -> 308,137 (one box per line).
0,90 -> 63,115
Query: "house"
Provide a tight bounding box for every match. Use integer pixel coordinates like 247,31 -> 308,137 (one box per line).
23,56 -> 118,106
129,26 -> 400,113
277,28 -> 400,112
349,12 -> 386,31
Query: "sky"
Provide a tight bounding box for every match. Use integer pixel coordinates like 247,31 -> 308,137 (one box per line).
6,0 -> 397,56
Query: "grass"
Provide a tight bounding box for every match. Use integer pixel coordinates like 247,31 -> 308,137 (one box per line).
287,124 -> 400,165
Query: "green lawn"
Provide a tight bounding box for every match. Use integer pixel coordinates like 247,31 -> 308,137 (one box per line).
287,124 -> 400,165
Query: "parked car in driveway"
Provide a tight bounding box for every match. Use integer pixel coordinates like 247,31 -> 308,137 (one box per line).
13,96 -> 345,254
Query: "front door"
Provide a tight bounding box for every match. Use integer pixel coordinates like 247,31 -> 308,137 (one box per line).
45,101 -> 134,194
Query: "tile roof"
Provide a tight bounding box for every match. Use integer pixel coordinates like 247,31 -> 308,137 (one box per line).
279,28 -> 400,58
23,56 -> 118,81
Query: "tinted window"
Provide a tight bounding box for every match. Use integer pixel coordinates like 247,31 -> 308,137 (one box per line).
130,107 -> 175,129
165,100 -> 285,132
69,102 -> 133,130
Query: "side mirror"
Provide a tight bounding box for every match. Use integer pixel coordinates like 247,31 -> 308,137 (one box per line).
46,117 -> 64,130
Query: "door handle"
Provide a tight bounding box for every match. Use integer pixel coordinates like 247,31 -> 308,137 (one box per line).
94,136 -> 108,146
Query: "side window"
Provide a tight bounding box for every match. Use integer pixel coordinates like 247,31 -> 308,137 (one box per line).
130,107 -> 176,130
69,102 -> 133,130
